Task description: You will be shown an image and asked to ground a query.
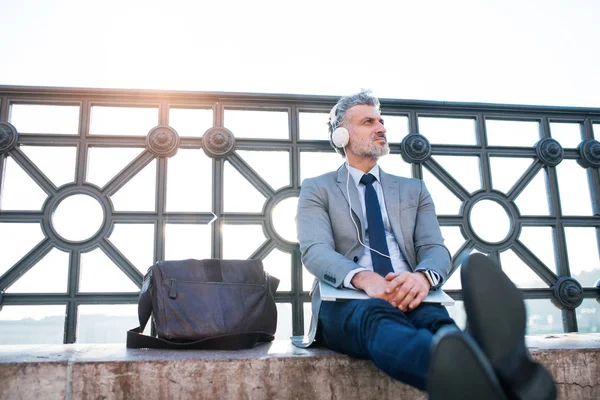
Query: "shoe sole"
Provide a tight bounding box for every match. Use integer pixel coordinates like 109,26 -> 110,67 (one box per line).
429,328 -> 507,400
461,253 -> 557,400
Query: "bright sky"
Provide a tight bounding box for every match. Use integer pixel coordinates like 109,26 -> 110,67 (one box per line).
1,0 -> 599,107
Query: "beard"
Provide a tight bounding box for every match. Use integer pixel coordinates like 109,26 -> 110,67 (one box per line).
349,134 -> 390,160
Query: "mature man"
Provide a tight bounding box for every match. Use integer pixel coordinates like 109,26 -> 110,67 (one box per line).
294,90 -> 556,399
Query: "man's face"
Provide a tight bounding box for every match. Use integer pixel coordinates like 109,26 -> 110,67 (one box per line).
345,104 -> 389,160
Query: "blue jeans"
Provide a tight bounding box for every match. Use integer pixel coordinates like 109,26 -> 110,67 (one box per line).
318,298 -> 456,390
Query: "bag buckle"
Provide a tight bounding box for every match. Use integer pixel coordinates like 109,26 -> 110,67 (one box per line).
168,278 -> 178,299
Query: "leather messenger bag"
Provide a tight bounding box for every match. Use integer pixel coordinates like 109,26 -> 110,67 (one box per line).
127,259 -> 279,350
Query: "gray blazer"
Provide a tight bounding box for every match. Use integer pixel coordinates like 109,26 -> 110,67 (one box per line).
293,164 -> 451,347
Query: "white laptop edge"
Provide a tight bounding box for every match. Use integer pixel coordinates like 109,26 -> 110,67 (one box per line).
319,280 -> 455,306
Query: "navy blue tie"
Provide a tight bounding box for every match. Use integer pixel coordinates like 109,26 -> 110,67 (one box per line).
360,173 -> 394,276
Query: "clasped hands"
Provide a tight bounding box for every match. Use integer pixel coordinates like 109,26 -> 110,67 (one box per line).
351,270 -> 431,312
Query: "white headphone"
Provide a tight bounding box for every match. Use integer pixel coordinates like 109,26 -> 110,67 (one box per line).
329,104 -> 349,148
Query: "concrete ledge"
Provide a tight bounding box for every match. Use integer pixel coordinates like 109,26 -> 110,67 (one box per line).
0,334 -> 599,400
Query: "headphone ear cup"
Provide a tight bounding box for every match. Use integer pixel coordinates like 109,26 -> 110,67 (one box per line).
332,127 -> 349,148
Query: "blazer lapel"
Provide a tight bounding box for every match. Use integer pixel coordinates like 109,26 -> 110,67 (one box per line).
380,169 -> 412,268
336,165 -> 365,240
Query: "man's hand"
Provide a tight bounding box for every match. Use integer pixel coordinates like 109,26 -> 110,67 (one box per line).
350,270 -> 395,301
350,270 -> 431,311
384,271 -> 431,312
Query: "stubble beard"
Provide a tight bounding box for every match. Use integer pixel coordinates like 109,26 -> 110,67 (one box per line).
350,134 -> 390,160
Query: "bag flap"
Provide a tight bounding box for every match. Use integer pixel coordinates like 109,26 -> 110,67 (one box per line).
156,259 -> 266,285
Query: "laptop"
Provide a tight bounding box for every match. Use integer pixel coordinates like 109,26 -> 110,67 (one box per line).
319,280 -> 455,306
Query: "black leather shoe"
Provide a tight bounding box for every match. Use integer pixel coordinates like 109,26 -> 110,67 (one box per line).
429,326 -> 507,400
461,253 -> 557,400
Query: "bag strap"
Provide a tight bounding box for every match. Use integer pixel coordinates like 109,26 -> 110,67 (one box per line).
127,327 -> 273,350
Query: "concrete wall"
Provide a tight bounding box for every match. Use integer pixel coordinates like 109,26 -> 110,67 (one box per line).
1,335 -> 599,400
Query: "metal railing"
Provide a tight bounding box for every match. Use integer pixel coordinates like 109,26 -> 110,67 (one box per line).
0,85 -> 599,343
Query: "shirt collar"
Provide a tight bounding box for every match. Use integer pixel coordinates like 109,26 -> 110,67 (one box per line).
347,164 -> 381,187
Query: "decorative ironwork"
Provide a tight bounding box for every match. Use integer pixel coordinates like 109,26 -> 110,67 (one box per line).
401,133 -> 432,163
265,188 -> 301,247
202,127 -> 235,158
577,138 -> 600,168
535,138 -> 564,167
0,121 -> 18,154
146,126 -> 180,158
552,277 -> 584,310
0,85 -> 598,343
41,183 -> 112,252
461,192 -> 521,252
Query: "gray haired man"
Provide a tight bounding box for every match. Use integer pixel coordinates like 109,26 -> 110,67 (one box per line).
295,89 -> 556,399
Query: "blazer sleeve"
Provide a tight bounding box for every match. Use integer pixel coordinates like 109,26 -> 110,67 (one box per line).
412,180 -> 452,285
296,177 -> 360,288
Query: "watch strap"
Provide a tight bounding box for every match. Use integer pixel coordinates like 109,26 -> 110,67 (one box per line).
423,269 -> 435,288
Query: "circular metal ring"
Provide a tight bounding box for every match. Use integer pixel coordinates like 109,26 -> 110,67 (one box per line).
0,121 -> 19,154
461,190 -> 521,252
577,138 -> 600,169
263,187 -> 301,251
202,127 -> 236,159
551,277 -> 584,310
401,133 -> 432,164
41,183 -> 113,251
535,138 -> 564,167
146,126 -> 180,158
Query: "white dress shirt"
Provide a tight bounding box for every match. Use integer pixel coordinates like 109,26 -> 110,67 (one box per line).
342,164 -> 441,289
343,164 -> 412,288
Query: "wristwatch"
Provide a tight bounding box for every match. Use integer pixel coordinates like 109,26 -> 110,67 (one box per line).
422,269 -> 436,289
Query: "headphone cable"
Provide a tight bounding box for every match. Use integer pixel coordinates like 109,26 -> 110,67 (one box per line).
342,147 -> 392,260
